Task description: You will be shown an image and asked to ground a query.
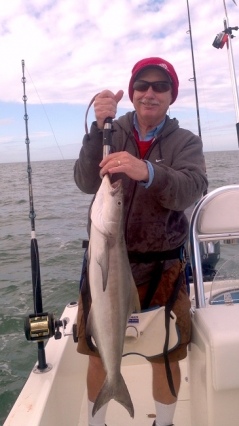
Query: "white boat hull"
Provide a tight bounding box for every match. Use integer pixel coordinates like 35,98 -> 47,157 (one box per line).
4,185 -> 239,426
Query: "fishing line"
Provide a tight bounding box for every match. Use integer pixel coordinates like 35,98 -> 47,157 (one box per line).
25,65 -> 65,160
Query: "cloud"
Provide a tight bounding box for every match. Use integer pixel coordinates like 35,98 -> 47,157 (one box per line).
30,130 -> 52,139
0,0 -> 239,161
0,136 -> 14,144
0,0 -> 238,106
0,118 -> 14,126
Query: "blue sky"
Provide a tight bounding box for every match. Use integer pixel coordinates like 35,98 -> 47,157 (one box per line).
1,0 -> 239,163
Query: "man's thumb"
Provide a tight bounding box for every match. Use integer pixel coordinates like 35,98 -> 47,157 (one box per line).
115,90 -> 124,104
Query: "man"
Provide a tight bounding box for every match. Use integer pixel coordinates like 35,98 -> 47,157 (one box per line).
74,57 -> 208,426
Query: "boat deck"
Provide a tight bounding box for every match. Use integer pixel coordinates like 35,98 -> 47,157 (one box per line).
78,357 -> 191,426
3,303 -> 192,426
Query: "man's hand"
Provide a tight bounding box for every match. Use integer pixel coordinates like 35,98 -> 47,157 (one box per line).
94,90 -> 124,130
99,152 -> 149,182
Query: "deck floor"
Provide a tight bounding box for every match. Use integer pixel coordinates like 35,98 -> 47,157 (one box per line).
78,358 -> 191,426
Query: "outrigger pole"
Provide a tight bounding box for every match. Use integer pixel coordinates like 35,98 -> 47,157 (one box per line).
213,1 -> 239,146
223,0 -> 239,146
21,60 -> 64,373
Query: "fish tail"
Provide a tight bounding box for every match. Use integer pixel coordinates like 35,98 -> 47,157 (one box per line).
92,374 -> 134,418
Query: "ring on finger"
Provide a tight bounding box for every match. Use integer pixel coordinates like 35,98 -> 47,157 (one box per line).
117,160 -> 121,166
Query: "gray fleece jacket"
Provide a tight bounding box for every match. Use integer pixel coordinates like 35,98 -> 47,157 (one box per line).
74,112 -> 208,253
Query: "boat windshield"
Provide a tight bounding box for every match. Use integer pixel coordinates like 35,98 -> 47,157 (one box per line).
209,253 -> 239,305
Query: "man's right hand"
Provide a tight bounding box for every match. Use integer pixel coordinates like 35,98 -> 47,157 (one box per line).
94,89 -> 124,130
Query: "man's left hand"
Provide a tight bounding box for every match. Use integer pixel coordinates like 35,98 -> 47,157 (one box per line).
99,152 -> 149,182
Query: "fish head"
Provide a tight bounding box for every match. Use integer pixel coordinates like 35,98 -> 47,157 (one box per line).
91,174 -> 123,237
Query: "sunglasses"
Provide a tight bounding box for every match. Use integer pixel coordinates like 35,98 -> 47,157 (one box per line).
133,80 -> 172,93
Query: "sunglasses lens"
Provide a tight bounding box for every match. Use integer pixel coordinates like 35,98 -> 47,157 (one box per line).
152,82 -> 171,92
133,81 -> 150,91
133,80 -> 171,93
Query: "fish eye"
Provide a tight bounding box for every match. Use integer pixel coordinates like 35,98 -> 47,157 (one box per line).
117,201 -> 122,206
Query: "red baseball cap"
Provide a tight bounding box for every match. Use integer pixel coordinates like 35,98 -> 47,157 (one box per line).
128,57 -> 179,104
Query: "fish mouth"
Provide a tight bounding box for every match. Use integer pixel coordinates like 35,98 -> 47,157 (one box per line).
107,177 -> 123,196
111,183 -> 122,200
111,179 -> 122,190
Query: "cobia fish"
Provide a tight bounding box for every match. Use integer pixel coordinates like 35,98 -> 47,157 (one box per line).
86,173 -> 140,418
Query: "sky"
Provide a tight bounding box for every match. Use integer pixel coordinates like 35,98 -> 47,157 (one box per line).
1,0 -> 239,163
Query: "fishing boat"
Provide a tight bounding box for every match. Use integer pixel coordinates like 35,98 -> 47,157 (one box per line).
4,0 -> 239,421
3,183 -> 239,426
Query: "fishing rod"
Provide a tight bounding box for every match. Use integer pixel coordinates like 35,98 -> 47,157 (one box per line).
186,0 -> 209,198
21,60 -> 64,372
21,60 -> 43,316
186,0 -> 202,139
103,117 -> 113,158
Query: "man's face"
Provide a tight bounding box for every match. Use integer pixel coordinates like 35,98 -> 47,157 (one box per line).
132,68 -> 172,125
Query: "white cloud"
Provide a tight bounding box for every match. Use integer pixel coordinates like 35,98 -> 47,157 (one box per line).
0,0 -> 239,159
0,136 -> 14,144
31,131 -> 52,139
0,0 -> 237,103
0,118 -> 13,126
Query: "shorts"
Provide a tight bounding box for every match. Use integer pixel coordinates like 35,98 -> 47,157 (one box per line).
76,259 -> 191,363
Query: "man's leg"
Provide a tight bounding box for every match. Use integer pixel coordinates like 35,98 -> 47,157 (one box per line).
151,360 -> 180,403
151,360 -> 180,426
87,355 -> 108,426
87,355 -> 106,401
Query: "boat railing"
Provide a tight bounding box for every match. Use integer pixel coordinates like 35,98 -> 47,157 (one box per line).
189,184 -> 239,308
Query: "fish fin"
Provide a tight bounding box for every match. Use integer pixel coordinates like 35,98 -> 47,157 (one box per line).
96,239 -> 109,291
93,374 -> 134,418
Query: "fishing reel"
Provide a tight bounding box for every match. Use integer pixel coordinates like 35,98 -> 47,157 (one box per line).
24,312 -> 67,342
212,26 -> 238,49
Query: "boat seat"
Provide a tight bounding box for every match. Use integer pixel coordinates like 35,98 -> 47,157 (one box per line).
190,185 -> 239,390
189,185 -> 239,308
193,305 -> 239,391
197,188 -> 239,234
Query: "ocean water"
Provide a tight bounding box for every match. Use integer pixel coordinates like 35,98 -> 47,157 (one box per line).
0,151 -> 239,425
